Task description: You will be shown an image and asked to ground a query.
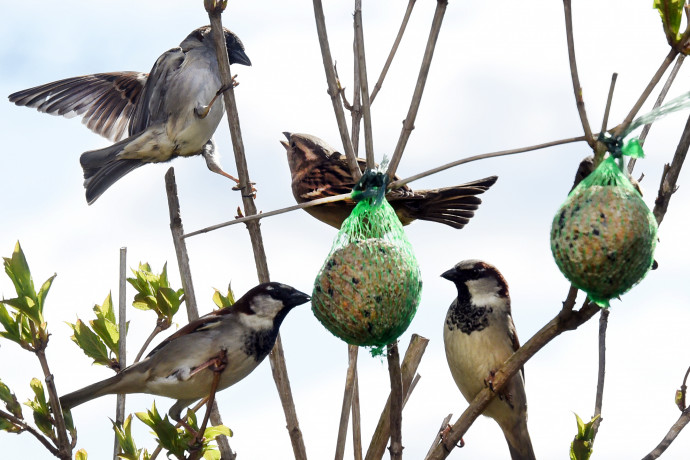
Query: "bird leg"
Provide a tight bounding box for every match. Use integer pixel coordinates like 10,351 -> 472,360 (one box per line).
195,350 -> 228,445
483,370 -> 515,409
194,82 -> 234,119
440,424 -> 464,450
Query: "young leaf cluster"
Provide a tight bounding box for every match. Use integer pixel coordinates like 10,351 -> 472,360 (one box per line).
0,241 -> 55,352
128,263 -> 184,327
67,293 -> 124,371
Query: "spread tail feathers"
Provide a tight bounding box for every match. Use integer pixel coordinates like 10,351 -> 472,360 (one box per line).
393,175 -> 498,229
80,136 -> 145,205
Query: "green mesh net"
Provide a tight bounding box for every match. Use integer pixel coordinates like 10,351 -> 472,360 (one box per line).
550,155 -> 658,308
312,170 -> 422,353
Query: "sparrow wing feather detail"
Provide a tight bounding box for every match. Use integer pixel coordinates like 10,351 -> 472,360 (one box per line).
129,48 -> 186,135
8,72 -> 146,142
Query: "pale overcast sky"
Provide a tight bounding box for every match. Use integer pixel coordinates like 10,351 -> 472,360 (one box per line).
1,1 -> 689,459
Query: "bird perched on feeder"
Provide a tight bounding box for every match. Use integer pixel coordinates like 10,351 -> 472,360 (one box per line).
441,260 -> 535,460
8,26 -> 251,204
60,282 -> 310,420
280,132 -> 497,229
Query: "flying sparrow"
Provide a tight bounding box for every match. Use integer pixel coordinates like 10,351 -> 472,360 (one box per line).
441,260 -> 535,460
8,26 -> 251,204
60,282 -> 309,420
280,132 -> 497,229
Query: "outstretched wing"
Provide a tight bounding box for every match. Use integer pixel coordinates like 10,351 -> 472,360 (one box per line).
8,72 -> 147,142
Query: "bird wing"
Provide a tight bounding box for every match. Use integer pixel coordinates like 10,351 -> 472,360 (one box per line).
507,315 -> 526,383
8,72 -> 147,142
129,47 -> 185,135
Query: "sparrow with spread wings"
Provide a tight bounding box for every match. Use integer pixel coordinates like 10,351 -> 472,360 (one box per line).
9,26 -> 251,204
281,132 -> 497,229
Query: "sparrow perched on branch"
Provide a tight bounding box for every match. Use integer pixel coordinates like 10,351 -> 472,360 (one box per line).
441,260 -> 535,460
280,132 -> 497,229
8,26 -> 251,204
60,282 -> 309,420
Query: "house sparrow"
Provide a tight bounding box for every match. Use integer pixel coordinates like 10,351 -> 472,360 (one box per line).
8,26 -> 251,204
60,282 -> 309,420
441,260 -> 535,460
280,133 -> 497,229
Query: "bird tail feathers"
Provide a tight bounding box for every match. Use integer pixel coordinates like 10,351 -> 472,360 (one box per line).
398,175 -> 498,229
80,137 -> 145,205
503,419 -> 536,460
60,373 -> 124,410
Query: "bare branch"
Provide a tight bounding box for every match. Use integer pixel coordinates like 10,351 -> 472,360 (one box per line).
113,247 -> 127,460
424,414 -> 453,460
335,345 -> 359,460
353,0 -> 375,170
613,49 -> 679,137
35,351 -> 71,459
370,0 -> 417,103
563,0 -> 595,147
0,408 -> 60,457
641,408 -> 690,460
591,309 -> 609,439
387,0 -> 448,180
312,0 -> 362,180
352,369 -> 363,460
653,112 -> 690,225
387,343 -> 404,460
629,54 -> 685,173
365,334 -> 429,460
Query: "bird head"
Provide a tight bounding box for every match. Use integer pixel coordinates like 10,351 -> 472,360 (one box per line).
280,132 -> 337,178
234,282 -> 310,329
181,26 -> 251,67
442,260 -> 510,308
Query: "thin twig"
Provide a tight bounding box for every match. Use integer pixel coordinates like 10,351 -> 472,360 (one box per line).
312,0 -> 361,180
133,319 -> 168,364
35,350 -> 71,459
365,334 -> 429,460
351,32 -> 362,156
387,343 -> 404,460
335,345 -> 359,460
352,370 -> 363,460
387,0 -> 448,180
113,247 -> 127,460
563,0 -> 595,147
353,0 -> 375,170
425,295 -> 600,459
589,74 -> 618,440
591,308 -> 610,439
206,6 -> 306,458
0,408 -> 60,456
641,408 -> 690,460
629,54 -> 686,173
600,73 -> 618,134
370,0 -> 417,103
613,49 -> 679,137
424,414 -> 453,460
165,168 -> 199,320
183,134 -> 588,237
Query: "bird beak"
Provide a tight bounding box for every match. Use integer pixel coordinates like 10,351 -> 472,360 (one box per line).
289,289 -> 311,307
441,268 -> 457,281
280,132 -> 292,151
230,48 -> 252,67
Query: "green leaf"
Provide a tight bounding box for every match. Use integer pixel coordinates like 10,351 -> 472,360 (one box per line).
203,448 -> 221,460
0,303 -> 22,345
654,0 -> 685,44
26,378 -> 55,440
2,296 -> 40,325
0,416 -> 21,433
94,292 -> 116,324
212,284 -> 235,309
0,379 -> 23,418
36,273 -> 57,314
570,413 -> 599,460
3,241 -> 36,300
203,424 -> 233,439
68,319 -> 111,366
112,414 -> 141,459
75,448 -> 88,460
